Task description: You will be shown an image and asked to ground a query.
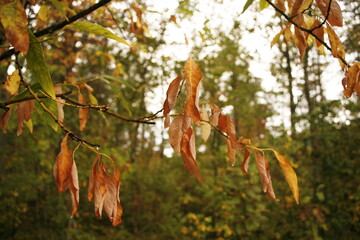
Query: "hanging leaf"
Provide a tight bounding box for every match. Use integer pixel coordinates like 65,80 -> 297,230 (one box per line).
4,70 -> 21,96
240,147 -> 250,175
70,21 -> 130,47
53,134 -> 79,217
168,116 -> 184,154
310,20 -> 325,48
180,127 -> 203,183
209,102 -> 221,127
226,139 -> 236,166
41,98 -> 59,132
290,0 -> 304,17
184,58 -> 202,124
343,63 -> 360,98
78,89 -> 89,131
199,104 -> 211,142
315,0 -> 343,27
273,150 -> 299,204
0,108 -> 12,133
163,74 -> 182,128
241,0 -> 255,13
49,0 -> 76,20
259,0 -> 270,10
54,84 -> 65,124
16,100 -> 35,136
294,27 -> 308,61
326,23 -> 345,70
218,114 -> 239,150
26,31 -> 55,98
0,0 -> 29,54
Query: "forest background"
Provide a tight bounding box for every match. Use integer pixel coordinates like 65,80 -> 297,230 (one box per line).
0,0 -> 359,239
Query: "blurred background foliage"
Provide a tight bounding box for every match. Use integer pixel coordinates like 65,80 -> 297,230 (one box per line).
0,0 -> 359,239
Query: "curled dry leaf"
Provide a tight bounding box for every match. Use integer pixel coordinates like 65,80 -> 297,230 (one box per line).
290,0 -> 304,17
180,127 -> 203,183
294,27 -> 307,61
315,0 -> 343,27
343,63 -> 360,98
0,0 -> 29,54
168,116 -> 184,154
163,74 -> 182,128
184,58 -> 202,124
273,150 -> 299,204
240,147 -> 250,175
199,104 -> 211,142
209,102 -> 221,127
53,134 -> 79,217
88,156 -> 122,226
218,114 -> 240,150
0,108 -> 12,133
4,70 -> 21,96
78,89 -> 89,131
254,150 -> 278,201
16,100 -> 35,136
226,139 -> 236,166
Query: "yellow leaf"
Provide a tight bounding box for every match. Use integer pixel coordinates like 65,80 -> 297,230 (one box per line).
4,70 -> 21,96
326,23 -> 345,70
199,105 -> 211,142
273,150 -> 299,204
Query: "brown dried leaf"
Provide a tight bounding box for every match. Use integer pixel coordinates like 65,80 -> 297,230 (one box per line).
168,116 -> 184,154
290,0 -> 304,17
226,139 -> 236,166
326,23 -> 345,69
180,127 -> 203,183
0,0 -> 29,54
273,150 -> 299,204
184,58 -> 202,124
163,74 -> 182,128
78,89 -> 89,131
240,147 -> 250,175
16,100 -> 35,136
315,0 -> 343,27
199,104 -> 211,142
310,20 -> 325,48
4,70 -> 20,96
209,102 -> 221,127
218,114 -> 239,150
69,159 -> 79,218
0,108 -> 12,133
275,0 -> 286,12
294,27 -> 307,61
343,63 -> 360,98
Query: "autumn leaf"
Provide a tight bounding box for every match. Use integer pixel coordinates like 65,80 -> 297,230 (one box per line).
0,108 -> 12,133
226,139 -> 236,166
294,27 -> 307,61
54,84 -> 65,124
209,102 -> 221,127
180,127 -> 203,183
184,58 -> 202,124
273,150 -> 299,204
343,63 -> 360,98
326,23 -> 345,69
168,116 -> 184,154
53,134 -> 79,217
290,0 -> 304,17
199,104 -> 211,142
78,89 -> 89,131
254,150 -> 278,201
218,114 -> 239,150
315,0 -> 343,27
0,0 -> 29,54
310,20 -> 325,48
4,70 -> 21,96
163,74 -> 182,128
240,147 -> 250,175
16,100 -> 35,136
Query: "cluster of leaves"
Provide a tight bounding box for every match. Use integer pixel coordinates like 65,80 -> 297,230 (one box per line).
243,0 -> 360,98
163,57 -> 299,203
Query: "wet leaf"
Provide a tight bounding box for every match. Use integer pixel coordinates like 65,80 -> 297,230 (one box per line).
184,58 -> 202,124
163,74 -> 182,128
273,150 -> 299,204
180,127 -> 203,183
0,0 -> 29,53
4,70 -> 21,96
315,0 -> 343,27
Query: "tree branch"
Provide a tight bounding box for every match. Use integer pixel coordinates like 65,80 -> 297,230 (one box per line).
0,0 -> 112,61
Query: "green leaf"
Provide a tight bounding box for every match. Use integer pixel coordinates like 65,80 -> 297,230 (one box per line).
70,21 -> 130,47
49,0 -> 76,20
259,0 -> 270,11
102,75 -> 136,91
39,98 -> 58,132
88,93 -> 107,121
26,31 -> 55,98
242,0 -> 255,13
10,83 -> 42,102
110,83 -> 132,117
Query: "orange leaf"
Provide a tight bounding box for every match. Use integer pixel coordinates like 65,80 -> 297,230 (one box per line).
254,150 -> 278,201
209,102 -> 221,127
163,74 -> 182,128
53,134 -> 79,217
240,147 -> 250,175
0,0 -> 29,54
218,114 -> 239,150
294,27 -> 307,61
16,100 -> 35,136
310,20 -> 325,48
273,150 -> 299,204
184,58 -> 202,124
0,108 -> 12,133
290,0 -> 304,17
226,139 -> 236,166
180,127 -> 203,183
78,89 -> 89,131
326,23 -> 345,69
343,63 -> 360,98
315,0 -> 343,27
168,116 -> 184,154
